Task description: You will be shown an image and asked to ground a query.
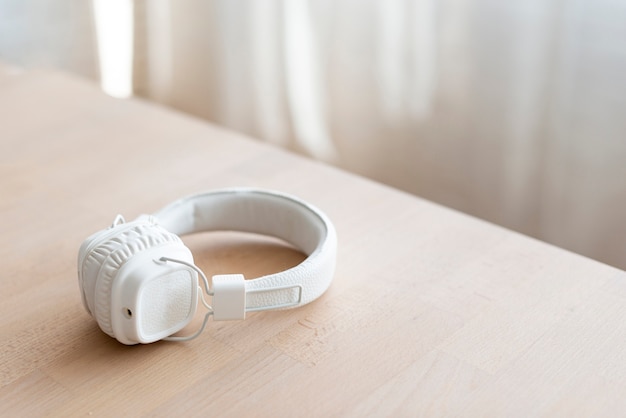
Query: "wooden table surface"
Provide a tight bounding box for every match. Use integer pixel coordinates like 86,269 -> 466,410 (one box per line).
2,67 -> 626,417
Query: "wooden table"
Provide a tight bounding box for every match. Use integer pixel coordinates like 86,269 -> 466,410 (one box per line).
2,68 -> 626,417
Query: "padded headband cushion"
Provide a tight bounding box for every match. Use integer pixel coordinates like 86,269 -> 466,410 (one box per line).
80,222 -> 183,336
153,189 -> 337,309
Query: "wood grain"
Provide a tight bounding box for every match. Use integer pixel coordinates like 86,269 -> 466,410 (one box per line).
1,69 -> 626,417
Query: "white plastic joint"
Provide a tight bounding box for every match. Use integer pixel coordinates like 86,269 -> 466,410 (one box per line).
212,274 -> 246,321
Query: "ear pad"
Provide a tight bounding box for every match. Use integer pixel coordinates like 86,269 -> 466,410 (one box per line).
78,221 -> 185,338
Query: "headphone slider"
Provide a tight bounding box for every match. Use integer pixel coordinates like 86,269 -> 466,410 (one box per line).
212,274 -> 246,321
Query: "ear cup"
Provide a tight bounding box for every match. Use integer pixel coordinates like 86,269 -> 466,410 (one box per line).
80,221 -> 184,338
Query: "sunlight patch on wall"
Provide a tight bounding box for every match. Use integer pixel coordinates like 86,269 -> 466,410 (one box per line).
92,0 -> 134,98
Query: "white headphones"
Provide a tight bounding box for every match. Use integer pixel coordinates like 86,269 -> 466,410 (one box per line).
77,188 -> 337,345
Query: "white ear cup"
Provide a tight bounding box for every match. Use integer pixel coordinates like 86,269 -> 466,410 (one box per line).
79,221 -> 186,338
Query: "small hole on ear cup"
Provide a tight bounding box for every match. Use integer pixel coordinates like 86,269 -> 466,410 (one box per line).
124,308 -> 133,319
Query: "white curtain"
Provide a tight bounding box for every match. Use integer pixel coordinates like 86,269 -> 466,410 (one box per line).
3,0 -> 624,268
0,0 -> 98,78
132,0 -> 626,269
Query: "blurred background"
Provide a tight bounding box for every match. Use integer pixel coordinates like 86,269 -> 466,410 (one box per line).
1,0 -> 625,269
